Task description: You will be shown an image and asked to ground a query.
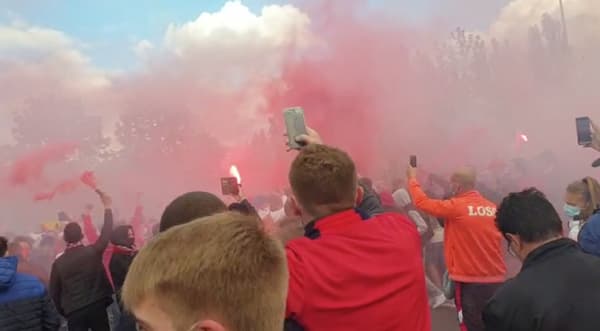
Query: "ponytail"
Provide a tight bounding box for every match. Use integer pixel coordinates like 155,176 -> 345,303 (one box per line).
584,177 -> 600,213
567,177 -> 600,221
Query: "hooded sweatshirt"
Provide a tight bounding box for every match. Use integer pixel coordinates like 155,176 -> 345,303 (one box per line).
0,256 -> 60,330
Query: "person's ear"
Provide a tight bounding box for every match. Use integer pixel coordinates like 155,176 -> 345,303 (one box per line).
289,196 -> 303,217
197,320 -> 226,331
355,185 -> 364,206
506,233 -> 521,250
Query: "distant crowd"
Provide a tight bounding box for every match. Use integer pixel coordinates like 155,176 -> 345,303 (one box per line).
1,120 -> 600,331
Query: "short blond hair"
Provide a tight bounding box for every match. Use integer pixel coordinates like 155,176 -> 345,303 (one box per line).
122,212 -> 288,331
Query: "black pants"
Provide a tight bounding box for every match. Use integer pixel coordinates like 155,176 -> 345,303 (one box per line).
455,282 -> 503,331
67,300 -> 110,331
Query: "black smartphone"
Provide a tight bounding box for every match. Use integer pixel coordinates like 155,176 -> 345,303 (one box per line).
284,107 -> 308,150
410,155 -> 417,168
220,177 -> 240,196
576,117 -> 592,147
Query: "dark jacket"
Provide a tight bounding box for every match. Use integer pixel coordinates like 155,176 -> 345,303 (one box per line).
109,226 -> 138,331
50,209 -> 114,316
578,210 -> 600,257
109,225 -> 137,297
357,184 -> 385,216
483,238 -> 600,331
0,256 -> 61,331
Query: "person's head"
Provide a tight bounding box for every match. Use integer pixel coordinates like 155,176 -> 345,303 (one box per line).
159,191 -> 227,232
39,235 -> 56,255
564,177 -> 600,221
392,188 -> 412,211
0,236 -> 7,257
57,211 -> 71,223
9,236 -> 33,261
496,188 -> 563,262
391,178 -> 405,192
450,167 -> 477,196
268,194 -> 284,212
63,222 -> 83,244
288,144 -> 362,220
358,177 -> 374,191
111,225 -> 135,247
123,212 -> 288,331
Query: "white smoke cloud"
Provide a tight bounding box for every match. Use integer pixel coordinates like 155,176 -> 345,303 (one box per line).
0,22 -> 110,145
164,1 -> 312,57
126,1 -> 314,144
491,0 -> 600,45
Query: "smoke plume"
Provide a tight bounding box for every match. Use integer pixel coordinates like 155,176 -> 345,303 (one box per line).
1,0 -> 600,232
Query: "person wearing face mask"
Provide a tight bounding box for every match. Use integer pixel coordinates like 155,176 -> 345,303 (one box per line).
483,188 -> 600,331
564,177 -> 600,255
407,165 -> 506,331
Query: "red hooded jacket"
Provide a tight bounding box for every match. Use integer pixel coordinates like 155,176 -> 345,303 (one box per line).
285,209 -> 430,331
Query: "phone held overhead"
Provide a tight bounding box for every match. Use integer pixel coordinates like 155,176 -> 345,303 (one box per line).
220,177 -> 240,196
284,107 -> 308,150
576,116 -> 593,147
410,155 -> 418,168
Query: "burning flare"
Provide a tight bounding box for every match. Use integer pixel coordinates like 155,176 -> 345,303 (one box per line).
229,165 -> 242,184
520,134 -> 529,142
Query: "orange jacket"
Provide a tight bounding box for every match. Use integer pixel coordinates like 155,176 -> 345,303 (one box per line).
408,178 -> 506,283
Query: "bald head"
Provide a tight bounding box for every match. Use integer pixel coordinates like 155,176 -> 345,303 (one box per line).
451,167 -> 477,193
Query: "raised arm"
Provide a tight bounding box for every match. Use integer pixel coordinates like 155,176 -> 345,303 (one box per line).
82,212 -> 99,244
92,191 -> 114,253
408,178 -> 458,219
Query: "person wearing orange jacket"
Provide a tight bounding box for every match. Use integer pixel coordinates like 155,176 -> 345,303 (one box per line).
407,165 -> 506,331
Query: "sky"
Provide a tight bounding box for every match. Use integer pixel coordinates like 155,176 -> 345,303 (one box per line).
0,0 -> 506,70
0,0 -> 277,69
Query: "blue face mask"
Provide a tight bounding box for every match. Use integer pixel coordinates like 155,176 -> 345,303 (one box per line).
564,204 -> 582,219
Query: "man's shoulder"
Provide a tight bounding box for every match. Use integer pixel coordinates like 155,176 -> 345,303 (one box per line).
286,237 -> 311,253
493,277 -> 523,299
0,273 -> 45,304
585,213 -> 600,229
458,192 -> 496,206
373,212 -> 416,227
373,212 -> 421,235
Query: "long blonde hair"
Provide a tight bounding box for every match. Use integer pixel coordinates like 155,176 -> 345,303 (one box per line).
567,177 -> 600,221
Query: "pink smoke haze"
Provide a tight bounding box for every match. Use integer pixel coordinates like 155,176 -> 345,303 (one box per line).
33,177 -> 80,202
8,143 -> 78,186
80,171 -> 98,190
1,0 -> 600,233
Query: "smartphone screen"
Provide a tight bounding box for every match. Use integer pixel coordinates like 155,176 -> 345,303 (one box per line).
410,155 -> 417,168
221,177 -> 239,196
284,107 -> 308,150
576,117 -> 592,146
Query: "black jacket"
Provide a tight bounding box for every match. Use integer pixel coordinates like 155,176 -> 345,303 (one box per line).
50,209 -> 114,316
483,238 -> 600,331
0,256 -> 61,331
109,225 -> 137,298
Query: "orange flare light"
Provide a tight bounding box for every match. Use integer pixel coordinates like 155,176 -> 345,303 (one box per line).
229,165 -> 241,184
520,134 -> 529,142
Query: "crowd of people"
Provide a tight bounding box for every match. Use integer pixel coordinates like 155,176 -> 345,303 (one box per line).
1,120 -> 600,331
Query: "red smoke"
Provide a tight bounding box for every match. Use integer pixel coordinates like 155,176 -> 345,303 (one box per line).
9,143 -> 78,186
80,171 -> 98,190
33,176 -> 80,202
